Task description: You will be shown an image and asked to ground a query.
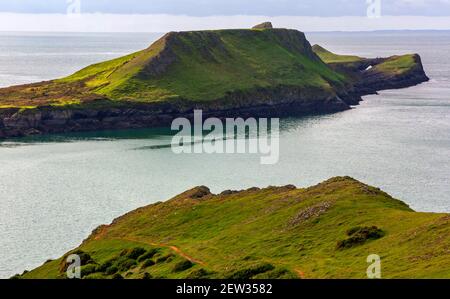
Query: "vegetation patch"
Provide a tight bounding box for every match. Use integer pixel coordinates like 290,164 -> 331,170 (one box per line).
155,254 -> 175,264
141,259 -> 156,269
226,263 -> 275,279
120,247 -> 147,260
172,260 -> 194,273
116,258 -> 137,272
312,45 -> 363,64
80,264 -> 99,277
59,250 -> 96,274
137,249 -> 159,262
186,269 -> 215,279
252,268 -> 298,279
142,273 -> 153,279
337,226 -> 385,249
112,273 -> 124,280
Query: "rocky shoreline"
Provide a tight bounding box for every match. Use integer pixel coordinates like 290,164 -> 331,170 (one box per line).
0,69 -> 428,139
0,74 -> 427,139
0,86 -> 353,138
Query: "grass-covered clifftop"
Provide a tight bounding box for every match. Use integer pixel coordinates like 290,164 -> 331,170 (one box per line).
312,45 -> 363,64
18,177 -> 450,279
0,28 -> 345,108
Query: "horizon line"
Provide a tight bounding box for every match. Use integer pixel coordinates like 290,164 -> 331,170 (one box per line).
0,13 -> 449,32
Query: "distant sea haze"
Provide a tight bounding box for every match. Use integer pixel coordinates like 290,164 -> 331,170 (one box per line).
0,31 -> 449,279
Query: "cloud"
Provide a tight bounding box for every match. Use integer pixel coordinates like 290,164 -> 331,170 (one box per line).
0,0 -> 449,16
0,13 -> 449,32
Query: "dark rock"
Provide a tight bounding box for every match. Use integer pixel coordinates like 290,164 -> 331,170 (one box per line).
288,201 -> 333,227
252,22 -> 273,29
190,186 -> 212,199
283,184 -> 297,190
220,190 -> 239,196
337,226 -> 385,249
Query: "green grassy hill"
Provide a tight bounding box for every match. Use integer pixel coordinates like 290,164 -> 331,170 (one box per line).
18,177 -> 450,279
0,28 -> 346,109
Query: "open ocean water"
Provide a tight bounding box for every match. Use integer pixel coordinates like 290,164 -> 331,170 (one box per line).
0,31 -> 449,278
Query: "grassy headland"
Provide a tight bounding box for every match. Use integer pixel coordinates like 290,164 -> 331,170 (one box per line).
18,177 -> 450,279
0,28 -> 346,108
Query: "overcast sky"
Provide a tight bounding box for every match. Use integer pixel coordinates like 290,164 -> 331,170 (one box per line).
0,0 -> 449,32
2,0 -> 450,16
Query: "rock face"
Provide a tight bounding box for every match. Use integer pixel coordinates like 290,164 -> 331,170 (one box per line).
357,54 -> 429,94
252,22 -> 273,29
0,85 -> 350,138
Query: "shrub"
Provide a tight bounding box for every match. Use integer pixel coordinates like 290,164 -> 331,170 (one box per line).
142,259 -> 156,268
155,254 -> 174,264
252,268 -> 298,279
186,268 -> 214,279
137,249 -> 159,262
83,273 -> 106,279
337,226 -> 385,249
112,273 -> 124,280
80,264 -> 98,277
142,273 -> 152,280
105,266 -> 118,275
98,258 -> 117,272
117,258 -> 137,272
59,250 -> 95,273
226,263 -> 275,279
125,247 -> 147,260
172,260 -> 194,273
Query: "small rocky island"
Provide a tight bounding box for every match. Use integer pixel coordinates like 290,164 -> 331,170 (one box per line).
0,23 -> 429,138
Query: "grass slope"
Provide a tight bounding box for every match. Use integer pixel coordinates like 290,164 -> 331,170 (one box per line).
373,54 -> 418,75
312,45 -> 363,64
312,44 -> 419,75
0,28 -> 346,109
19,177 -> 450,279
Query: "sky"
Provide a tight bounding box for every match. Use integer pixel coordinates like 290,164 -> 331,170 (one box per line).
0,0 -> 449,32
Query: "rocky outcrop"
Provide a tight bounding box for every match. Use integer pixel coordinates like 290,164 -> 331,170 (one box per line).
252,22 -> 273,29
356,54 -> 429,94
320,52 -> 430,95
138,33 -> 179,79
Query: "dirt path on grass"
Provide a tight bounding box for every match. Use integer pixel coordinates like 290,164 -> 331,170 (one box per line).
294,268 -> 306,279
120,237 -> 207,266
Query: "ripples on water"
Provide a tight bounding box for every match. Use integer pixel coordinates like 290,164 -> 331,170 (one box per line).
0,31 -> 449,278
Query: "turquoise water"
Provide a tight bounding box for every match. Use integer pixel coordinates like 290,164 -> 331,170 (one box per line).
0,31 -> 449,278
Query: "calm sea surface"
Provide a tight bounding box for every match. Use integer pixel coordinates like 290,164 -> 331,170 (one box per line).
0,31 -> 449,278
